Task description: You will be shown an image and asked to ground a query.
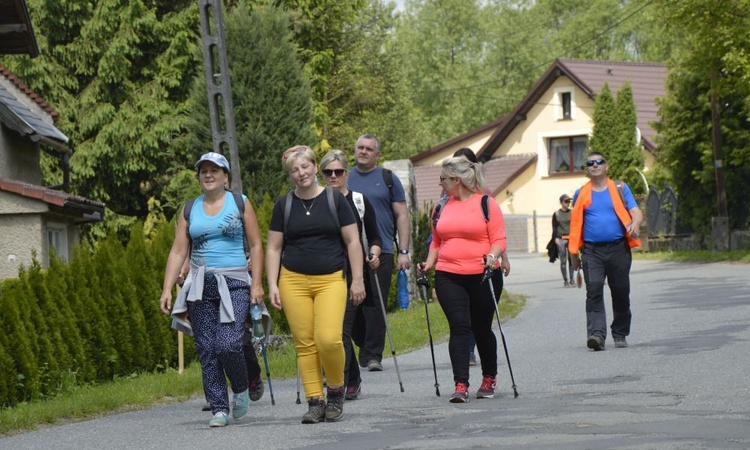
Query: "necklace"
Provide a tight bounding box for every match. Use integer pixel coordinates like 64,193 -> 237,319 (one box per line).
301,196 -> 316,215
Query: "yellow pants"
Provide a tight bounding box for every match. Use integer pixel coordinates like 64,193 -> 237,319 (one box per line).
280,267 -> 347,398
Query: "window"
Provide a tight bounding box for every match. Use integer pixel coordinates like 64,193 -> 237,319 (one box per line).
561,92 -> 572,119
549,136 -> 587,174
47,222 -> 69,261
554,88 -> 574,120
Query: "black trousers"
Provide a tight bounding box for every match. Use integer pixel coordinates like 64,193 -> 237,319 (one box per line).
358,254 -> 394,365
582,240 -> 632,340
435,270 -> 498,387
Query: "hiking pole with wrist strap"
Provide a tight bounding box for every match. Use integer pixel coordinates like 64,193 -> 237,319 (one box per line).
372,267 -> 405,393
416,270 -> 440,397
482,257 -> 519,398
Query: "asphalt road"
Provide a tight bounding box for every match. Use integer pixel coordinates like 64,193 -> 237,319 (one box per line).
3,253 -> 750,450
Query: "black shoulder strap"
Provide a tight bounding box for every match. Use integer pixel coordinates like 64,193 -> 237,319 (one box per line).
326,187 -> 340,229
283,191 -> 293,237
481,194 -> 490,222
381,168 -> 395,199
431,196 -> 449,229
183,198 -> 196,241
615,180 -> 626,207
232,191 -> 245,216
231,192 -> 248,255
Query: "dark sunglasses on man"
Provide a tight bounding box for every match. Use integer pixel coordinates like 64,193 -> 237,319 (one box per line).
322,168 -> 346,177
586,158 -> 606,167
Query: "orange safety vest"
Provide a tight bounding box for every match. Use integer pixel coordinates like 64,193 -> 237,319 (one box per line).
568,179 -> 641,255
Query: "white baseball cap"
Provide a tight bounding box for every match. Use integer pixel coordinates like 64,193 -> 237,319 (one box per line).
194,152 -> 231,172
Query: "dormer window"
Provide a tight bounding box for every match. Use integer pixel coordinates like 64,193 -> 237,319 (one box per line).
554,88 -> 574,120
561,92 -> 572,119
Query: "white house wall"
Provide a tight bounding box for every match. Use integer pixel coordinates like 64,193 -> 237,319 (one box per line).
0,212 -> 43,279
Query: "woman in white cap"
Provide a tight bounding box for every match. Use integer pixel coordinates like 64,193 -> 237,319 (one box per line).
160,152 -> 265,427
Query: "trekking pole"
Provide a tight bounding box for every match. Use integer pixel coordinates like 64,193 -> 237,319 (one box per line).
482,259 -> 519,398
416,270 -> 440,397
372,267 -> 405,393
257,337 -> 276,405
295,360 -> 301,404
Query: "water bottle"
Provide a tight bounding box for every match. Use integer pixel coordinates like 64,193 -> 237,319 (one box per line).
250,303 -> 264,341
397,269 -> 410,310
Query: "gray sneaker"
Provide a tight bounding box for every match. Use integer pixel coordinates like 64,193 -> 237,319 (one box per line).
249,375 -> 264,401
614,337 -> 628,348
301,398 -> 326,424
586,335 -> 605,351
325,386 -> 345,422
367,359 -> 383,371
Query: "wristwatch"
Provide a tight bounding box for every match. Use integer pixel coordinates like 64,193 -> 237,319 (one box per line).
398,249 -> 409,255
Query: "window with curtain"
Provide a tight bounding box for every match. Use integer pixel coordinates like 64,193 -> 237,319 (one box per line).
549,136 -> 588,174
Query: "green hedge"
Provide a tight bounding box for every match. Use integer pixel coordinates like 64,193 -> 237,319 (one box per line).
0,221 -> 195,407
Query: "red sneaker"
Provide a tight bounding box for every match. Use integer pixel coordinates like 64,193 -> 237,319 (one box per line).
449,382 -> 469,403
476,375 -> 497,399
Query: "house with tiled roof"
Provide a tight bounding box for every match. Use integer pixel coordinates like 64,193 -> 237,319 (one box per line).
0,0 -> 104,280
410,58 -> 667,252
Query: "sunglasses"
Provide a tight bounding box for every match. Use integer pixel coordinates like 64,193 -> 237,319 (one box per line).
564,200 -> 572,204
586,158 -> 607,167
439,175 -> 451,182
322,168 -> 346,177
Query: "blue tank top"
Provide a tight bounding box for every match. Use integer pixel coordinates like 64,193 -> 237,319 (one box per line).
189,191 -> 246,268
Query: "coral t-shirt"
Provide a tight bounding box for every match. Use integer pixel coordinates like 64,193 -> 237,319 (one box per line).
430,192 -> 506,275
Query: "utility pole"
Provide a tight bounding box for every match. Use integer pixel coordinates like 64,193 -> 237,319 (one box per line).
197,0 -> 242,193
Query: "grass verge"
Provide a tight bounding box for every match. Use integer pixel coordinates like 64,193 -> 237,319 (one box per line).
0,290 -> 524,435
633,249 -> 750,263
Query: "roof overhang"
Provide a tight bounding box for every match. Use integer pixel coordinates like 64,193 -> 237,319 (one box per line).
0,0 -> 39,57
0,178 -> 105,223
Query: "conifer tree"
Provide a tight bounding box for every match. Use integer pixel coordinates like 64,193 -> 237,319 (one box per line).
25,260 -> 71,391
125,222 -> 171,368
47,254 -> 89,381
611,82 -> 645,196
0,278 -> 37,403
1,275 -> 45,399
588,83 -> 618,156
91,236 -> 134,375
68,245 -> 117,380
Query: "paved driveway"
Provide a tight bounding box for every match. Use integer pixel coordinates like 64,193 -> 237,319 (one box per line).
3,253 -> 750,449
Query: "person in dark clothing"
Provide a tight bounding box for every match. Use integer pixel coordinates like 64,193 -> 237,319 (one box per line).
552,193 -> 575,287
320,149 -> 382,401
347,134 -> 410,372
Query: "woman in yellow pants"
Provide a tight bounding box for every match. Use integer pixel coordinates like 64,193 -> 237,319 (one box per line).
265,145 -> 365,423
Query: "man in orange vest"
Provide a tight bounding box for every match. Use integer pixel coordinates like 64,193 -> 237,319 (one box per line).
568,152 -> 643,351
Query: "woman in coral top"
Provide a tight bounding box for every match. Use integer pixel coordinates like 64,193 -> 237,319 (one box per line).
418,156 -> 507,403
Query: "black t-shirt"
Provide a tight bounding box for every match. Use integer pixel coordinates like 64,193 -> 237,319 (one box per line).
270,189 -> 356,275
